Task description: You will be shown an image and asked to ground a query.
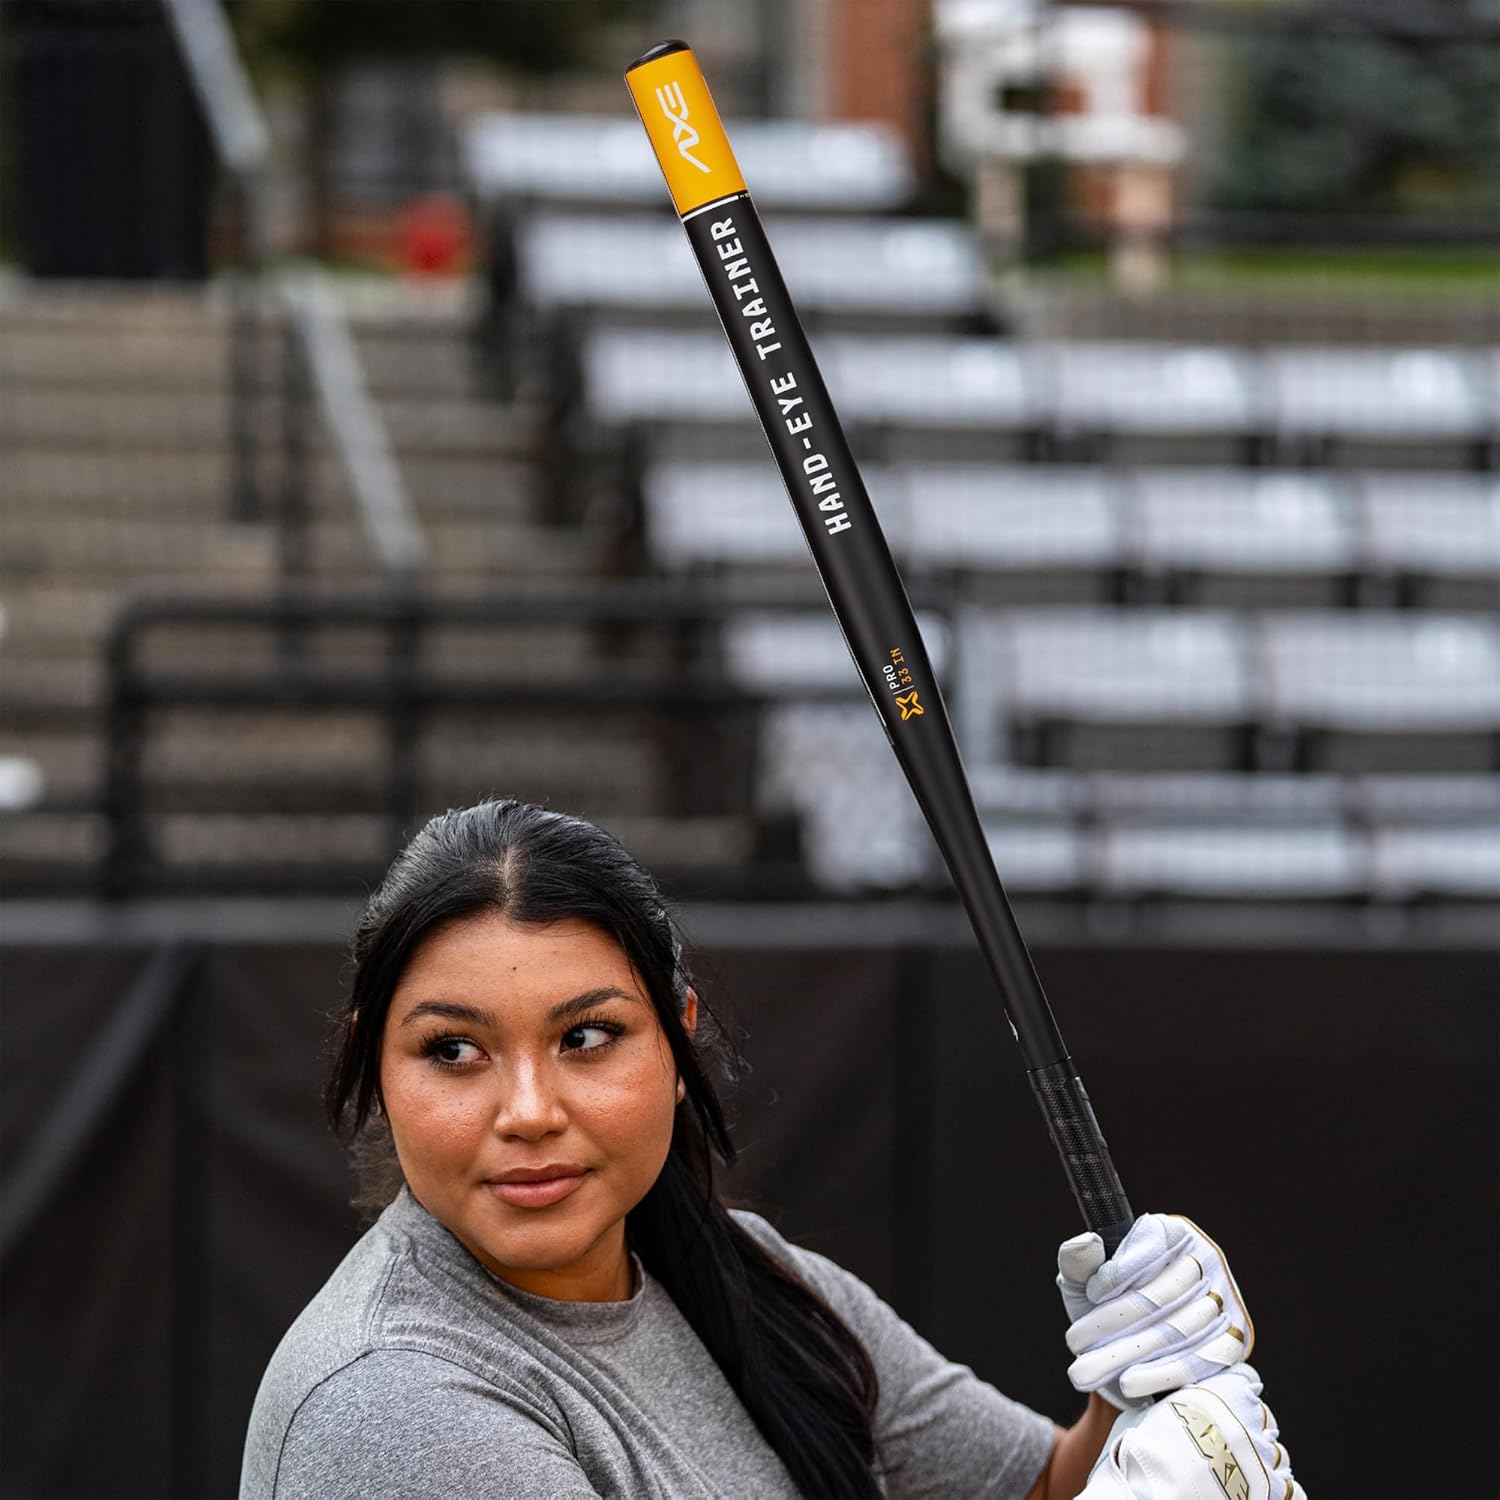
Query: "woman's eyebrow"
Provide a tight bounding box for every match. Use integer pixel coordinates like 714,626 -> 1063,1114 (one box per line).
547,987 -> 643,1024
397,989 -> 643,1029
399,1000 -> 497,1029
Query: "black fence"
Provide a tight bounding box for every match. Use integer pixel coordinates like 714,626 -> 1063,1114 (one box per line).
101,583 -> 945,900
1,918 -> 1495,1498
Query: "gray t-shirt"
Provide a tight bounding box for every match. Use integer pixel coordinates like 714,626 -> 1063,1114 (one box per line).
241,1188 -> 1055,1499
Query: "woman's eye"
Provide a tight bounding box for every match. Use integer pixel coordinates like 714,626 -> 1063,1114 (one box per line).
562,1024 -> 618,1053
427,1036 -> 482,1067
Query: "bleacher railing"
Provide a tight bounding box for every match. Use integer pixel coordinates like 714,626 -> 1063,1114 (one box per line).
101,583 -> 940,900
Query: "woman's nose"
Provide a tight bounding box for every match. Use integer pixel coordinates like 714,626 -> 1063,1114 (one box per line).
491,1057 -> 569,1141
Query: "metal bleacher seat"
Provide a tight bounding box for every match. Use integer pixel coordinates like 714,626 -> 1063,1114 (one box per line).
1368,824 -> 1500,899
725,616 -> 950,890
895,464 -> 1122,602
1040,342 -> 1260,459
1128,469 -> 1356,607
1354,773 -> 1500,822
641,459 -> 1120,601
721,610 -> 950,691
1257,612 -> 1500,772
975,767 -> 1358,898
641,460 -> 904,571
825,336 -> 1036,434
1356,472 -> 1500,610
1086,770 -> 1363,898
755,703 -> 935,889
1264,347 -> 1489,459
465,113 -> 914,212
754,713 -> 1087,894
1356,776 -> 1500,898
1097,821 -> 1365,898
581,330 -> 1037,453
582,328 -> 746,428
516,213 -> 986,328
963,608 -> 1252,771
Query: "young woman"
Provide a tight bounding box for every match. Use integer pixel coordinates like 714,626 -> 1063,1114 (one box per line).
241,799 -> 1302,1499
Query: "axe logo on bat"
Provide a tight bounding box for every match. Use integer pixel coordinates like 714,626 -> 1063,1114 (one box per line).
895,692 -> 924,720
654,81 -> 710,173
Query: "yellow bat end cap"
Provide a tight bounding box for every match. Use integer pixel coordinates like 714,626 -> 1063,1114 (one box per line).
625,39 -> 746,216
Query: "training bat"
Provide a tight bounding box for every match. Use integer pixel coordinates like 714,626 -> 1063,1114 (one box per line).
626,40 -> 1133,1251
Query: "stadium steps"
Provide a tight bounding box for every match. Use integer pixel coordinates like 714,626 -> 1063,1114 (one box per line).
0,279 -> 617,895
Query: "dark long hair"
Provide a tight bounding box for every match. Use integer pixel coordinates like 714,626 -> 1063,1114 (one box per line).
326,799 -> 882,1499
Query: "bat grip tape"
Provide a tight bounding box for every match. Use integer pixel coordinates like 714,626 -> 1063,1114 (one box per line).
1028,1060 -> 1133,1255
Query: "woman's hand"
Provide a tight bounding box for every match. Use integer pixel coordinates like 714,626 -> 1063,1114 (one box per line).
1057,1214 -> 1253,1408
1075,1363 -> 1304,1500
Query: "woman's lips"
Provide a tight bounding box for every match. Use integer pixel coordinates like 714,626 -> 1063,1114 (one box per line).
485,1171 -> 589,1208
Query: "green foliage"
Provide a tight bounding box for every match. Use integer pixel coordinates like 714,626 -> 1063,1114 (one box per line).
1210,6 -> 1500,216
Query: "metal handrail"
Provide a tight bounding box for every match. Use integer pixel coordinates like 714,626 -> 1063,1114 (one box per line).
160,0 -> 272,527
100,582 -> 953,897
160,0 -> 271,262
279,271 -> 428,578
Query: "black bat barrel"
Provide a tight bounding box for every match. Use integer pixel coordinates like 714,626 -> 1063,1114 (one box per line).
627,41 -> 1133,1251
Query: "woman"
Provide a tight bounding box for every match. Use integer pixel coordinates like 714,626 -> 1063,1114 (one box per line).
242,799 -> 1301,1499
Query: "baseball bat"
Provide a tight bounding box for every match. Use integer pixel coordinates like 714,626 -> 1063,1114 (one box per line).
625,40 -> 1133,1251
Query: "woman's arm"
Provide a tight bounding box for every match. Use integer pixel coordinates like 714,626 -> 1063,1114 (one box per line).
1025,1393 -> 1116,1500
246,1351 -> 602,1500
733,1213 -> 1057,1499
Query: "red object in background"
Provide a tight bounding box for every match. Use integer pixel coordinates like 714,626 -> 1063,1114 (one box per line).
396,194 -> 471,277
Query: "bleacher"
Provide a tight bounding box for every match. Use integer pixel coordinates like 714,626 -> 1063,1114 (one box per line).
464,106 -> 1498,908
3,98 -> 1497,913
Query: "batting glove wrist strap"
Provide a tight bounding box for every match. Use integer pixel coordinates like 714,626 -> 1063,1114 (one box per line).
1077,1364 -> 1303,1500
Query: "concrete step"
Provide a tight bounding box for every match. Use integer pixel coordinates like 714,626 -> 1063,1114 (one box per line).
2,516 -> 276,576
0,324 -> 232,391
375,395 -> 547,457
2,658 -> 106,714
0,806 -> 764,896
0,810 -> 109,879
1,583 -> 123,648
3,449 -> 235,514
7,711 -> 674,805
0,577 -> 278,649
397,457 -> 541,521
1,448 -> 538,524
301,518 -> 608,578
0,389 -> 233,450
0,732 -> 100,800
0,279 -> 228,334
0,372 -> 542,455
354,332 -> 496,400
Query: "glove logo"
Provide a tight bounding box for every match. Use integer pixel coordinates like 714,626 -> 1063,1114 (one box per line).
654,82 -> 710,173
1170,1401 -> 1250,1500
895,691 -> 924,720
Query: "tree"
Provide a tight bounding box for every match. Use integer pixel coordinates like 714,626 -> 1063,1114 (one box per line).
1210,2 -> 1500,218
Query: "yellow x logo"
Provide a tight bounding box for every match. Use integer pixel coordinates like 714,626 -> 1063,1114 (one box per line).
895,691 -> 923,720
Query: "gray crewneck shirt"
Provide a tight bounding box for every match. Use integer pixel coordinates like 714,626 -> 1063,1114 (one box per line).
241,1188 -> 1055,1499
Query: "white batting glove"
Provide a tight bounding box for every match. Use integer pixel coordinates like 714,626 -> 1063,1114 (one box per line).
1057,1213 -> 1254,1408
1077,1363 -> 1304,1500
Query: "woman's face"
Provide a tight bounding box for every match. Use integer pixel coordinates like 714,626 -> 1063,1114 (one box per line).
378,912 -> 693,1302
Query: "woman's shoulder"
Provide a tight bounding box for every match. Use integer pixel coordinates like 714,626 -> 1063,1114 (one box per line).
246,1194 -> 537,1436
728,1208 -> 872,1314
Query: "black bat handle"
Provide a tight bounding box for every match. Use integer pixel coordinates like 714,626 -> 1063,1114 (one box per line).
1030,1063 -> 1134,1254
626,42 -> 1132,1249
